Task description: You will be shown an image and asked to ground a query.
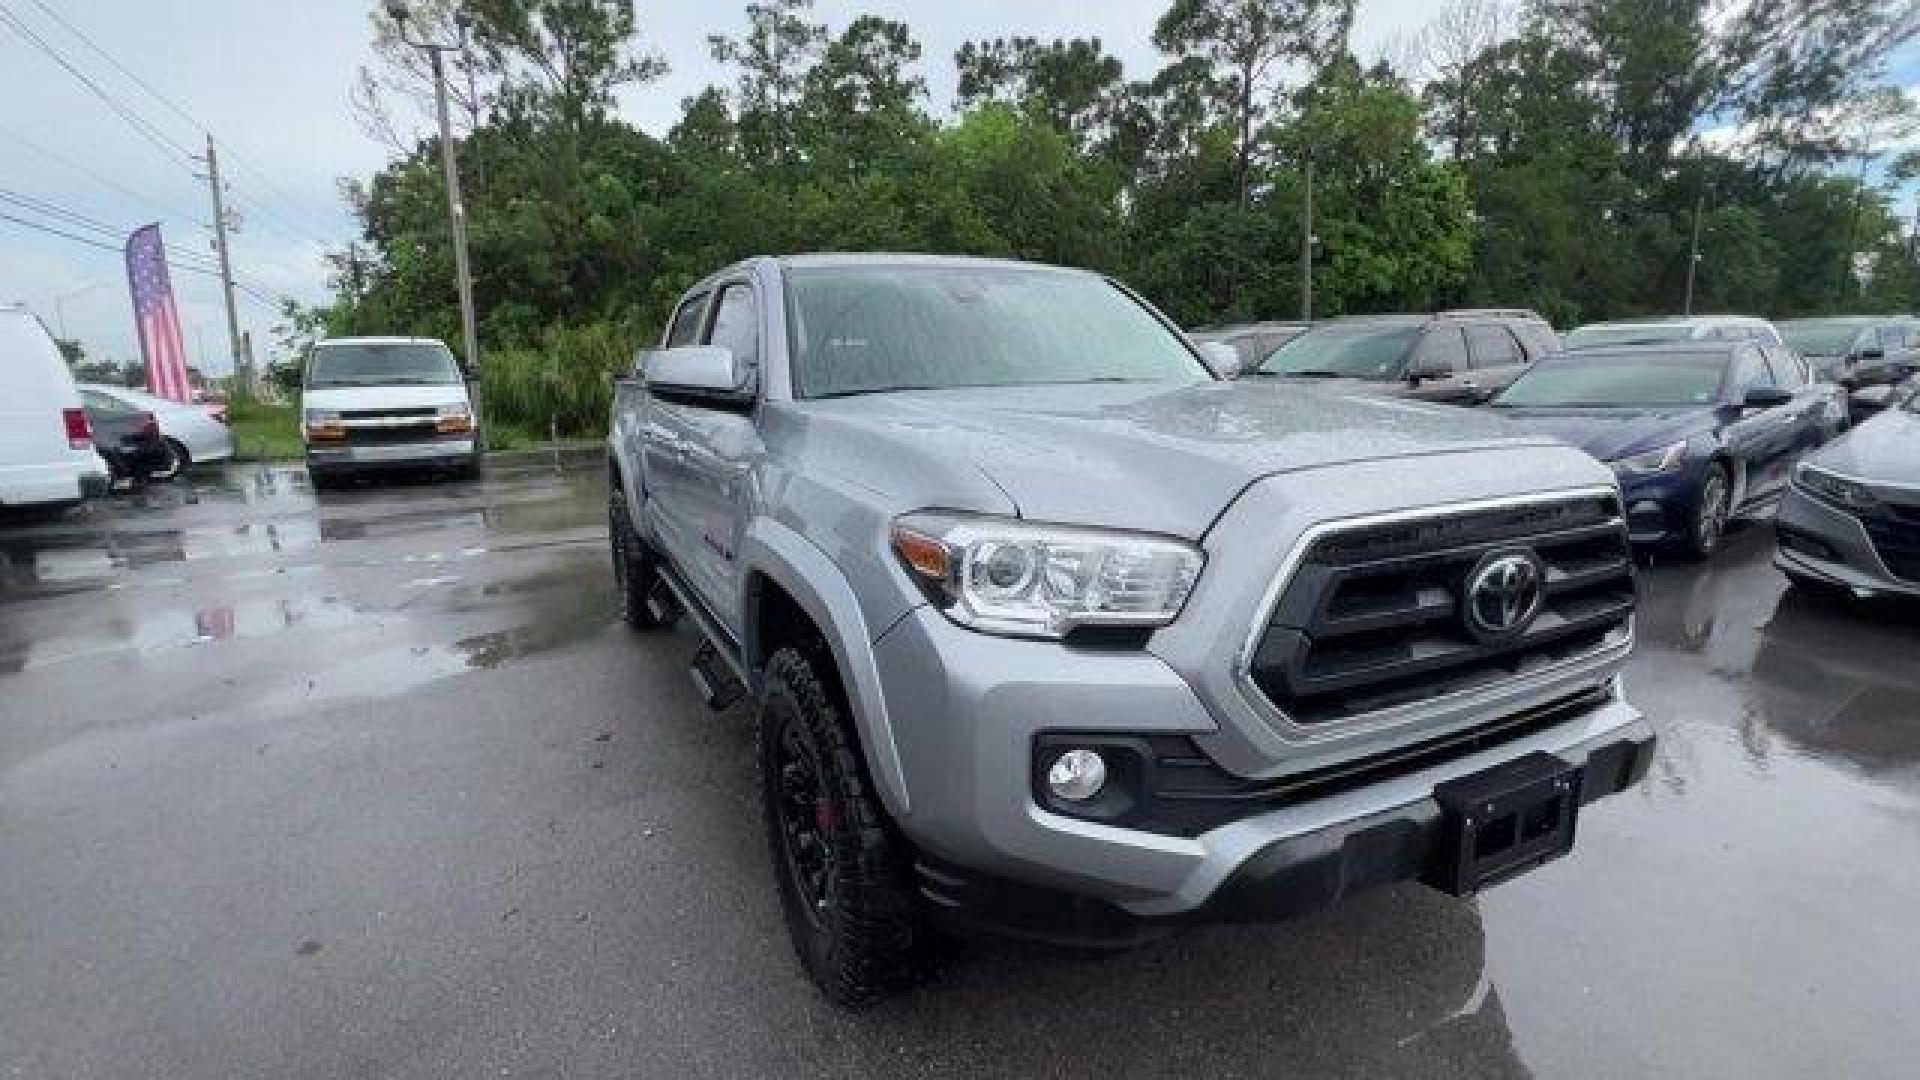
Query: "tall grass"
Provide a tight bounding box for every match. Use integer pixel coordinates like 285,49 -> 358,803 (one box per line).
480,319 -> 640,438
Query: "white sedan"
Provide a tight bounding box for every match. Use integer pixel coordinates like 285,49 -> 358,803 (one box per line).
78,383 -> 233,474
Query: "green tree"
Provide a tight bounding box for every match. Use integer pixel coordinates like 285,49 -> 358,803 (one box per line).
1152,0 -> 1357,204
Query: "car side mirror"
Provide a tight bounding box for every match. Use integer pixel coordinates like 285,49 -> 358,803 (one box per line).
1196,341 -> 1243,379
1742,385 -> 1793,409
1406,357 -> 1449,383
1849,385 -> 1893,416
639,345 -> 747,397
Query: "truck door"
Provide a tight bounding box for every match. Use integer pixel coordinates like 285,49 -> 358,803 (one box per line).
634,290 -> 711,594
671,280 -> 765,635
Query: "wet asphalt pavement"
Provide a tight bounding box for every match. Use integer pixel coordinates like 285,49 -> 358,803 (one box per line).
3,455 -> 1918,1079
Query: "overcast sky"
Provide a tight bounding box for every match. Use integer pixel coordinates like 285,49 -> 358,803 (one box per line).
1,1 -> 1913,377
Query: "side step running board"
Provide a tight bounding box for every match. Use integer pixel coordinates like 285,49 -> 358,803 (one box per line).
652,564 -> 751,712
690,641 -> 746,711
643,575 -> 680,625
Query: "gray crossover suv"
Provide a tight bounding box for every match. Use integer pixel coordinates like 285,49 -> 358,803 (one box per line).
1776,384 -> 1920,598
607,254 -> 1654,1004
1249,310 -> 1560,405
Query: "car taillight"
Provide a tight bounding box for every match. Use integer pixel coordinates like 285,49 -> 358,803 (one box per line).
62,407 -> 92,450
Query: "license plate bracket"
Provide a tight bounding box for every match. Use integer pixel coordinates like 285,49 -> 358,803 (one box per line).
1431,751 -> 1581,896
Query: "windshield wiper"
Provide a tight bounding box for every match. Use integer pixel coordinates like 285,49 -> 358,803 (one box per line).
1260,369 -> 1346,378
809,384 -> 957,400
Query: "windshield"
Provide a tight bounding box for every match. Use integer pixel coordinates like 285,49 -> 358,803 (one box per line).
1779,320 -> 1867,356
1564,322 -> 1696,349
307,341 -> 462,388
1494,354 -> 1727,408
1256,323 -> 1418,379
786,265 -> 1207,398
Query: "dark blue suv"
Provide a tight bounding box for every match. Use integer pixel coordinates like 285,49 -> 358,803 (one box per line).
1491,342 -> 1847,556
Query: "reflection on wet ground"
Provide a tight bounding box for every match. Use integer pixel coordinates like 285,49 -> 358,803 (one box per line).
0,453 -> 610,683
3,459 -> 1918,1078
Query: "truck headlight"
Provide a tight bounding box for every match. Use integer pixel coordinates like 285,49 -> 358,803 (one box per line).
890,512 -> 1204,639
1609,441 -> 1687,477
436,402 -> 473,433
1794,463 -> 1878,512
303,409 -> 344,441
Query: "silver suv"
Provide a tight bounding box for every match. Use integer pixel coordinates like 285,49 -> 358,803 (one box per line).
607,254 -> 1654,1005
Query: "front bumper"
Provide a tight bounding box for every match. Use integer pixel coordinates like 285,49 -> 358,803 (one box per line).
872,604 -> 1652,937
921,718 -> 1653,946
1775,485 -> 1920,597
1616,468 -> 1708,545
307,438 -> 475,470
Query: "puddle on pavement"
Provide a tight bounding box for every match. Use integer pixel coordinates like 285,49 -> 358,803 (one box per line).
0,595 -> 365,674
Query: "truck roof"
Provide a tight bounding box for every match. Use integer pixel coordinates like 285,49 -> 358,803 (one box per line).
773,252 -> 1089,275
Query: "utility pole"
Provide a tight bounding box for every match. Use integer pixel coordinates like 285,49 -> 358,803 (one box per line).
1298,158 -> 1315,323
1683,185 -> 1705,317
202,134 -> 245,392
389,0 -> 484,448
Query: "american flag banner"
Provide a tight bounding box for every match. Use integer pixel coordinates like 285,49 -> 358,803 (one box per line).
125,223 -> 193,402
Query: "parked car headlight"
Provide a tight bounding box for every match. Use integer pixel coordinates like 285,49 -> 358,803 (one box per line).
1794,464 -> 1879,512
436,401 -> 473,433
1609,441 -> 1687,477
890,512 -> 1204,639
303,409 -> 344,441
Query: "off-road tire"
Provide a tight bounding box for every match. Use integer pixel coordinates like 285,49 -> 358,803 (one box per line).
759,646 -> 926,1006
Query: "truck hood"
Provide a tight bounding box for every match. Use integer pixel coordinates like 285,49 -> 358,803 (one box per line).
797,381 -> 1559,537
1808,407 -> 1920,486
1490,407 -> 1717,463
301,384 -> 472,413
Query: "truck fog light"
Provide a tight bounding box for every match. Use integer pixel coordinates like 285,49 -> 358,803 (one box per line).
1047,749 -> 1107,802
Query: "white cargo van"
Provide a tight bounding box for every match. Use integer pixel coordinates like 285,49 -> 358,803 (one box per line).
0,304 -> 109,510
301,336 -> 479,487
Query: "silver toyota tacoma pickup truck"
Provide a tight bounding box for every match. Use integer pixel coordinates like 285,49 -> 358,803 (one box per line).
607,253 -> 1654,1005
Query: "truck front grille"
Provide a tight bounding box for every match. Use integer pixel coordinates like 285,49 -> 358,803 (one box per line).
343,422 -> 442,445
1246,494 -> 1635,727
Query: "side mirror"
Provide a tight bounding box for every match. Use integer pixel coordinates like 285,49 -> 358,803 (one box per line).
1849,385 -> 1893,417
640,345 -> 746,396
1197,341 -> 1243,379
1742,384 -> 1793,409
1406,357 -> 1450,383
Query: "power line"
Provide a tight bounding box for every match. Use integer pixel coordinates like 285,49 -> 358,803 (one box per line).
221,182 -> 337,251
0,187 -> 121,234
0,186 -> 253,284
0,209 -> 281,307
24,0 -> 200,131
0,1 -> 197,168
20,0 -> 339,249
0,122 -> 207,227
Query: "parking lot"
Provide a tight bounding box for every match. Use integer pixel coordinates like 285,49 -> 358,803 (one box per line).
4,454 -> 1919,1079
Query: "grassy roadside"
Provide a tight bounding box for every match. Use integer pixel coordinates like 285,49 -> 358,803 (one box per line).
224,399 -> 571,462
226,399 -> 303,461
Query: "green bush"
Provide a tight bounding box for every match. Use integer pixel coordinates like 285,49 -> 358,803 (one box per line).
480,319 -> 642,438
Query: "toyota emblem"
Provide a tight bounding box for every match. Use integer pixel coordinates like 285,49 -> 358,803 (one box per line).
1463,550 -> 1546,640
